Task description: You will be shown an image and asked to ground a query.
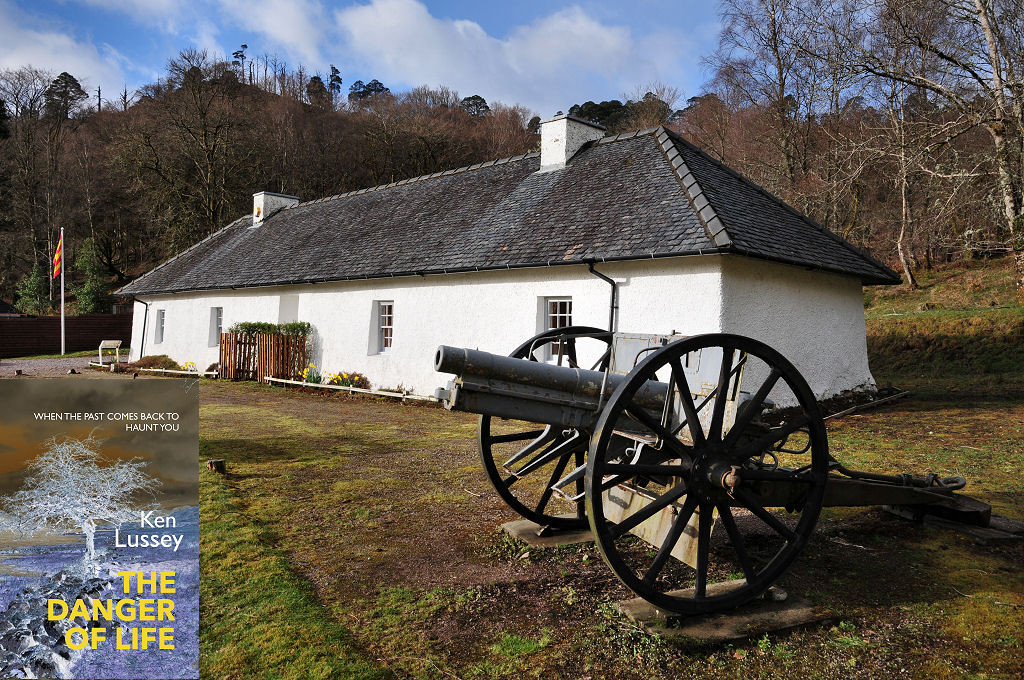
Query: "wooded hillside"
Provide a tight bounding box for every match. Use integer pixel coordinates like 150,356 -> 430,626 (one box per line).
1,0 -> 1021,312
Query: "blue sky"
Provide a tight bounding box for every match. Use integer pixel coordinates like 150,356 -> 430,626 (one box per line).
0,0 -> 722,116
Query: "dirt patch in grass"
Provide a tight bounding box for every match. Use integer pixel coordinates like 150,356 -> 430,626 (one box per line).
200,377 -> 1024,680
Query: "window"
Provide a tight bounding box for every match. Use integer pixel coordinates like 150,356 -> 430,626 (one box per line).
377,301 -> 393,353
278,294 -> 299,324
544,297 -> 572,360
154,310 -> 165,344
209,307 -> 223,347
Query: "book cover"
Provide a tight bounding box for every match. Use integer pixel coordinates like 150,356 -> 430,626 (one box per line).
0,379 -> 199,679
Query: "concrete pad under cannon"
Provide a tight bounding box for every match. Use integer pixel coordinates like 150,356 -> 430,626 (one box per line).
500,514 -> 593,548
617,581 -> 831,642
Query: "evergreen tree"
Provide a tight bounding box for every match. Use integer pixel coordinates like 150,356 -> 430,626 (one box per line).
348,78 -> 390,103
15,264 -> 50,315
306,75 -> 330,108
328,65 -> 342,106
459,95 -> 490,117
71,238 -> 110,313
43,72 -> 88,120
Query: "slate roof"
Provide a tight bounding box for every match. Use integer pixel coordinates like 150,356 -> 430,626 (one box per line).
118,126 -> 899,296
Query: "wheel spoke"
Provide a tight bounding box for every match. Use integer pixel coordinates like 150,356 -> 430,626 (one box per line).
590,346 -> 612,371
716,501 -> 755,584
642,494 -> 698,586
603,463 -> 691,477
502,428 -> 557,469
513,433 -> 582,477
566,339 -> 580,369
574,449 -> 586,518
490,430 -> 545,444
505,439 -> 561,488
694,502 -> 712,598
668,358 -> 706,447
733,488 -> 796,541
624,404 -> 694,462
599,474 -> 632,491
723,369 -> 781,448
608,480 -> 689,539
709,347 -> 734,442
535,453 -> 573,516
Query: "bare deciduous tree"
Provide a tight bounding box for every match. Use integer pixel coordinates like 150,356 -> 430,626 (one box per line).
1,437 -> 159,562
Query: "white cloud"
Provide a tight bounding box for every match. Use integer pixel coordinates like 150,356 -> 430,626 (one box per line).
333,0 -> 688,115
0,1 -> 127,93
188,18 -> 226,58
70,0 -> 182,32
216,0 -> 328,65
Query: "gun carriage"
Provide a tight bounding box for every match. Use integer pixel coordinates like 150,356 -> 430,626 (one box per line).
434,327 -> 986,615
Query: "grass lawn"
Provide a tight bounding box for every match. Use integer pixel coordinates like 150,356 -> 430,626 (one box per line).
199,368 -> 1023,678
195,259 -> 1023,679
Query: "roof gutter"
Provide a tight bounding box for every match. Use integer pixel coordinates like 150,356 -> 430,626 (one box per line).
117,245 -> 896,297
118,248 -> 730,296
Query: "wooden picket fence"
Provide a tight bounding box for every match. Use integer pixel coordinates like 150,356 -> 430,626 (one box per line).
219,332 -> 306,381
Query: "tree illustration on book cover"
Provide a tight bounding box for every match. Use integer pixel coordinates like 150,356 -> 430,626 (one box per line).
0,380 -> 199,679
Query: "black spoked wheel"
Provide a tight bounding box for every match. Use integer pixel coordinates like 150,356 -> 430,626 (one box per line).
585,333 -> 828,614
479,326 -> 613,530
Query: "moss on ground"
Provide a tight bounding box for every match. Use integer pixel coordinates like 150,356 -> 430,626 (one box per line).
198,454 -> 389,680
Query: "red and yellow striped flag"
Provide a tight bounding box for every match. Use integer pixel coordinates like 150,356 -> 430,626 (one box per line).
52,235 -> 63,279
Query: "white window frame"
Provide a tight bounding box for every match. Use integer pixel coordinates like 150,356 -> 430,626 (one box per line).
154,309 -> 165,345
543,297 -> 572,362
377,301 -> 394,354
209,307 -> 223,347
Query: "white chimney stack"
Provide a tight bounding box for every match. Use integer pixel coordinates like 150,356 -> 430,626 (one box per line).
252,191 -> 300,226
538,113 -> 605,172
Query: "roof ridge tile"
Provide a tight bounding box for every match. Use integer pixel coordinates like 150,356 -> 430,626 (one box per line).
655,126 -> 733,248
663,128 -> 896,281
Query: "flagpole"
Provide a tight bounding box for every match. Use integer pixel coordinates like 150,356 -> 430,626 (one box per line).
60,227 -> 65,356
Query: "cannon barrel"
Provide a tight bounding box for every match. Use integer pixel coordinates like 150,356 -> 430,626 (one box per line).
434,345 -> 667,428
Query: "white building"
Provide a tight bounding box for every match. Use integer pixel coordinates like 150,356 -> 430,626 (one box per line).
118,116 -> 898,398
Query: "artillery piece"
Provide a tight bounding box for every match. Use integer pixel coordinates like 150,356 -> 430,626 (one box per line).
435,327 -> 988,615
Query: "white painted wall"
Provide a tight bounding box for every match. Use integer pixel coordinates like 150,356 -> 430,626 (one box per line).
128,255 -> 875,400
130,258 -> 722,391
539,115 -> 605,170
718,256 -> 876,400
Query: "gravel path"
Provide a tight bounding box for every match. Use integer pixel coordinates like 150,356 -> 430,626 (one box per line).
0,355 -> 99,377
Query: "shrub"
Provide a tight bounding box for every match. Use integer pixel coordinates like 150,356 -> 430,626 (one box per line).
324,371 -> 371,389
279,321 -> 312,337
131,355 -> 182,370
227,321 -> 313,338
228,321 -> 279,336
